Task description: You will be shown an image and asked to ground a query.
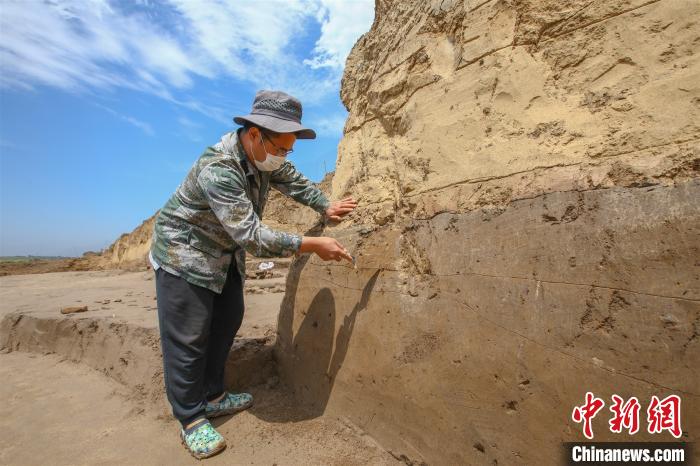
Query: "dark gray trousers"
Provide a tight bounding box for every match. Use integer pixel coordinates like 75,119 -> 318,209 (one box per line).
154,259 -> 244,427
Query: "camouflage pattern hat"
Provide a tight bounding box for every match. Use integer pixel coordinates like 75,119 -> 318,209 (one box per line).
233,90 -> 316,139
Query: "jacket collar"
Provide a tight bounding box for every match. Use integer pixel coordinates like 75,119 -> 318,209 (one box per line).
215,128 -> 261,178
232,128 -> 261,183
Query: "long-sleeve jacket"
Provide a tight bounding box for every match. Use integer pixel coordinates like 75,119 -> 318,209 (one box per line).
149,128 -> 330,293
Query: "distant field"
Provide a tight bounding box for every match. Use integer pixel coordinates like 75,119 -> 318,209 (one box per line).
0,256 -> 75,263
0,256 -> 89,276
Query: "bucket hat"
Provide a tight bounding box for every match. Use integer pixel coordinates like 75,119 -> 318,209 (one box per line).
233,90 -> 316,139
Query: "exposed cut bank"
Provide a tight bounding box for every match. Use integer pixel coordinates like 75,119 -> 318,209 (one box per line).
275,0 -> 700,464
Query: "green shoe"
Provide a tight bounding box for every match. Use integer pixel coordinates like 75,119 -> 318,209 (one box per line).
180,419 -> 226,460
205,391 -> 254,419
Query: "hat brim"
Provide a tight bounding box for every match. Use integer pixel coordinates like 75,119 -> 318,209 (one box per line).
233,114 -> 316,139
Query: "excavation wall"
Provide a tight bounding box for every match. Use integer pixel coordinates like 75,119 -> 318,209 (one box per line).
275,0 -> 700,463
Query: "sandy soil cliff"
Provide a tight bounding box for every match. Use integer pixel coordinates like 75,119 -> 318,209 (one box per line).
92,171 -> 334,270
94,213 -> 157,270
275,0 -> 700,464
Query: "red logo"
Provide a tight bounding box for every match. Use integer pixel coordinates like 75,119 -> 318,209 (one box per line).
647,395 -> 682,438
609,395 -> 641,435
572,393 -> 683,439
572,392 -> 606,439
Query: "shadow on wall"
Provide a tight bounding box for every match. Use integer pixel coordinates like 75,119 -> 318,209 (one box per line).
254,220 -> 380,422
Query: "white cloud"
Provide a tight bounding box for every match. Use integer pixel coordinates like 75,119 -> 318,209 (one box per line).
166,0 -> 329,103
0,0 -> 374,119
93,103 -> 155,135
0,0 -> 200,94
304,0 -> 375,70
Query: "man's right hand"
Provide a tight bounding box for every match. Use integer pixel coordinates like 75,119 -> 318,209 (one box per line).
298,236 -> 353,263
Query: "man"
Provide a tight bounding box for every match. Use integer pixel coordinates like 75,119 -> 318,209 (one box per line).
149,90 -> 357,459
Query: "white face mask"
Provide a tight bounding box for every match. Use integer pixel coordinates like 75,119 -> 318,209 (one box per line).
249,133 -> 286,171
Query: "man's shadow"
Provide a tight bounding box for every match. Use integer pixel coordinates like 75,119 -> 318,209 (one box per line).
251,221 -> 380,422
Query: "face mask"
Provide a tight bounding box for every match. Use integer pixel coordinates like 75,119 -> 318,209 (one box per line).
249,133 -> 286,171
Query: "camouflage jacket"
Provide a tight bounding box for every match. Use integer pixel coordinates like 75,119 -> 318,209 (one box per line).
150,128 -> 330,293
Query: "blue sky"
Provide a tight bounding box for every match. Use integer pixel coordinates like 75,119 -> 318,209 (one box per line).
0,0 -> 374,257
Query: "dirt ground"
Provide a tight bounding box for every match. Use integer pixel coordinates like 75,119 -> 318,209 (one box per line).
0,352 -> 397,465
0,269 -> 285,337
0,270 -> 399,465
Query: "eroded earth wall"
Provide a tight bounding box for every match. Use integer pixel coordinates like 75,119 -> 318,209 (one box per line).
275,0 -> 700,464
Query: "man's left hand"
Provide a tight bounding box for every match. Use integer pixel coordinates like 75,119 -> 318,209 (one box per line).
325,196 -> 358,222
